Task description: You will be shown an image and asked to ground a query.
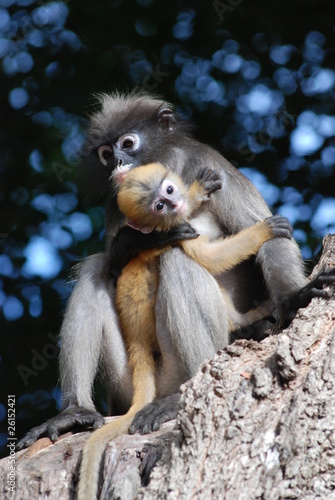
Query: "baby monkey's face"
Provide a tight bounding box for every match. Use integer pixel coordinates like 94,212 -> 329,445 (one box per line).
150,177 -> 187,219
117,163 -> 189,233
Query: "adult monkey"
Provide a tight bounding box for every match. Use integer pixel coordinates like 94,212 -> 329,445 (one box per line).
17,91 -> 334,449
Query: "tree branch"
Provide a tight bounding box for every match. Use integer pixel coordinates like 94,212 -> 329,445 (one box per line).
1,235 -> 334,500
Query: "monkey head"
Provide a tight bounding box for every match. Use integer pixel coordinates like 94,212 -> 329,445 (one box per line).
117,163 -> 188,233
82,92 -> 190,197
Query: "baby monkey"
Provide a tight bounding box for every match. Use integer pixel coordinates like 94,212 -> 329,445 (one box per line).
78,163 -> 292,500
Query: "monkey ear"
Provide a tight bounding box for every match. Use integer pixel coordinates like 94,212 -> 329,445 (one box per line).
158,109 -> 176,132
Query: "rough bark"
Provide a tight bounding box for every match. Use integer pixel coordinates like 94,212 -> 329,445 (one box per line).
140,234 -> 335,500
1,235 -> 334,500
0,422 -> 177,500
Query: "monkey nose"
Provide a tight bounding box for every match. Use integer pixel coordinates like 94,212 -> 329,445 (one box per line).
175,200 -> 186,214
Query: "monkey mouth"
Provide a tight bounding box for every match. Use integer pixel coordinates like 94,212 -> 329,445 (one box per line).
174,200 -> 186,215
127,219 -> 155,234
110,163 -> 133,185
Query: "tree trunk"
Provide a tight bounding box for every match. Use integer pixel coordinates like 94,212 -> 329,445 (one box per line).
1,235 -> 334,500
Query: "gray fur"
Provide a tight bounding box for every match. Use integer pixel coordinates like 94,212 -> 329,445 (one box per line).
57,90 -> 308,411
156,248 -> 230,379
19,92 -> 308,448
59,253 -> 132,414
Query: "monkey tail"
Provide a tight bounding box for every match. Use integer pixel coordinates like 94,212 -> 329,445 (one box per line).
77,413 -> 134,500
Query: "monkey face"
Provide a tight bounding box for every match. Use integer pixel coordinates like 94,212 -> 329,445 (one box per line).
150,178 -> 187,220
97,133 -> 141,179
117,163 -> 188,232
83,93 -> 183,196
97,133 -> 142,186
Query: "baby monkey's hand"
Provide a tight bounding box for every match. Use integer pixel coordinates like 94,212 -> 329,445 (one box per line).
197,166 -> 222,197
265,215 -> 293,240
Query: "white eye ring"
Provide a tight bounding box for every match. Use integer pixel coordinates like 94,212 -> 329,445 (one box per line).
117,133 -> 140,151
161,179 -> 178,196
98,145 -> 113,166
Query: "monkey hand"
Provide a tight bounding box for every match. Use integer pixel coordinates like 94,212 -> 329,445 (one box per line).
162,221 -> 199,245
122,222 -> 198,250
197,166 -> 222,197
16,406 -> 104,450
110,224 -> 198,283
280,266 -> 335,326
129,393 -> 180,435
264,215 -> 293,239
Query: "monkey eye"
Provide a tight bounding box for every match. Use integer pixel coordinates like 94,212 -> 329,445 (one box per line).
155,201 -> 165,211
98,146 -> 113,166
166,185 -> 174,195
118,133 -> 140,152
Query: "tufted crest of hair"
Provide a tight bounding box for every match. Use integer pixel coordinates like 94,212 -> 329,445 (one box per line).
84,90 -> 189,154
117,163 -> 187,231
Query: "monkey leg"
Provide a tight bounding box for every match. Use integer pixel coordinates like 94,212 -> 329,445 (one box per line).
61,254 -> 132,410
130,248 -> 230,435
78,348 -> 156,500
156,247 -> 230,378
116,255 -> 159,409
17,253 -> 133,450
80,258 -> 158,500
116,254 -> 159,403
227,296 -> 274,331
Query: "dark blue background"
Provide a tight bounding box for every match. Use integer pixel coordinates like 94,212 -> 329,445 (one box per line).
1,0 -> 335,456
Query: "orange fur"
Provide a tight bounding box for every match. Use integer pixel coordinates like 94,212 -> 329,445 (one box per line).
181,221 -> 274,275
78,163 -> 278,500
115,164 -> 277,421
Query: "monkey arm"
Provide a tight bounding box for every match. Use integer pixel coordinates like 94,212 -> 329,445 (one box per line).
212,162 -> 308,319
17,254 -> 132,450
182,215 -> 292,276
109,223 -> 198,282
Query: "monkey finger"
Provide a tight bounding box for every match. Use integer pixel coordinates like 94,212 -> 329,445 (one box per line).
140,445 -> 163,486
16,422 -> 49,450
314,267 -> 335,285
206,179 -> 223,195
266,214 -> 291,226
174,229 -> 199,242
266,215 -> 293,239
272,228 -> 292,239
197,167 -> 222,194
197,166 -> 220,182
197,166 -> 214,180
129,394 -> 180,435
47,424 -> 60,442
308,288 -> 331,298
178,225 -> 199,237
169,222 -> 198,239
92,417 -> 105,430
